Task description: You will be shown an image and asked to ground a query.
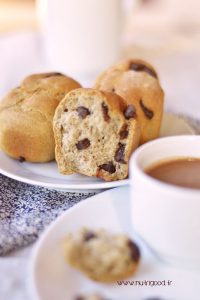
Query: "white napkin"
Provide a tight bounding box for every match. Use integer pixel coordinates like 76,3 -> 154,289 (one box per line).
0,258 -> 29,300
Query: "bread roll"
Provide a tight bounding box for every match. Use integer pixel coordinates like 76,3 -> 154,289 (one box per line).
94,59 -> 164,144
0,72 -> 81,162
64,228 -> 140,283
53,88 -> 140,181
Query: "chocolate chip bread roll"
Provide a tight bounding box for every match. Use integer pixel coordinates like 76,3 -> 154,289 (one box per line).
53,88 -> 140,181
64,228 -> 140,283
94,59 -> 164,144
0,72 -> 81,162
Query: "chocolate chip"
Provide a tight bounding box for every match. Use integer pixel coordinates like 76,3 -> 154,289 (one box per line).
124,105 -> 136,119
127,240 -> 140,262
130,62 -> 157,78
111,88 -> 115,92
102,102 -> 110,122
120,131 -> 128,139
76,138 -> 90,150
64,108 -> 68,112
76,106 -> 90,119
115,143 -> 126,164
84,231 -> 96,241
119,125 -> 129,139
99,162 -> 116,174
19,156 -> 25,163
139,100 -> 154,119
43,72 -> 63,78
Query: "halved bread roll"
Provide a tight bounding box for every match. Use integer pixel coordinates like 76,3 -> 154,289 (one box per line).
53,88 -> 140,181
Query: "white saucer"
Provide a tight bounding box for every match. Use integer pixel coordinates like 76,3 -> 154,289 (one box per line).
0,113 -> 195,191
30,187 -> 200,300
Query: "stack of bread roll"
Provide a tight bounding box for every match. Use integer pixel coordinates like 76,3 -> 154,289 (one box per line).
0,59 -> 164,181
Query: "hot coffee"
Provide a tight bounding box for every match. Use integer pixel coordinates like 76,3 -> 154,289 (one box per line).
146,158 -> 200,189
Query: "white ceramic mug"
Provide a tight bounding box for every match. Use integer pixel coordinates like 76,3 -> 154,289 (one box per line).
130,135 -> 200,268
37,0 -> 133,79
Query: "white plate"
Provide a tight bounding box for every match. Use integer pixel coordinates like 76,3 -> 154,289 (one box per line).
0,113 -> 195,191
30,187 -> 200,300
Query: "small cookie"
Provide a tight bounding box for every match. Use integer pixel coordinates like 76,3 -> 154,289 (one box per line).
64,228 -> 140,283
94,59 -> 164,144
53,88 -> 140,181
0,72 -> 81,162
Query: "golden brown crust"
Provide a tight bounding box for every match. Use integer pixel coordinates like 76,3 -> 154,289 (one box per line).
53,88 -> 140,181
94,59 -> 164,144
0,72 -> 81,162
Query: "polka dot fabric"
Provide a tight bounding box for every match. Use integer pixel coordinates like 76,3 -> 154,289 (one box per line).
0,174 -> 95,255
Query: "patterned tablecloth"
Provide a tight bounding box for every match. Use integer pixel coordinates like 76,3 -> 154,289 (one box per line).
0,174 -> 95,255
0,174 -> 95,300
